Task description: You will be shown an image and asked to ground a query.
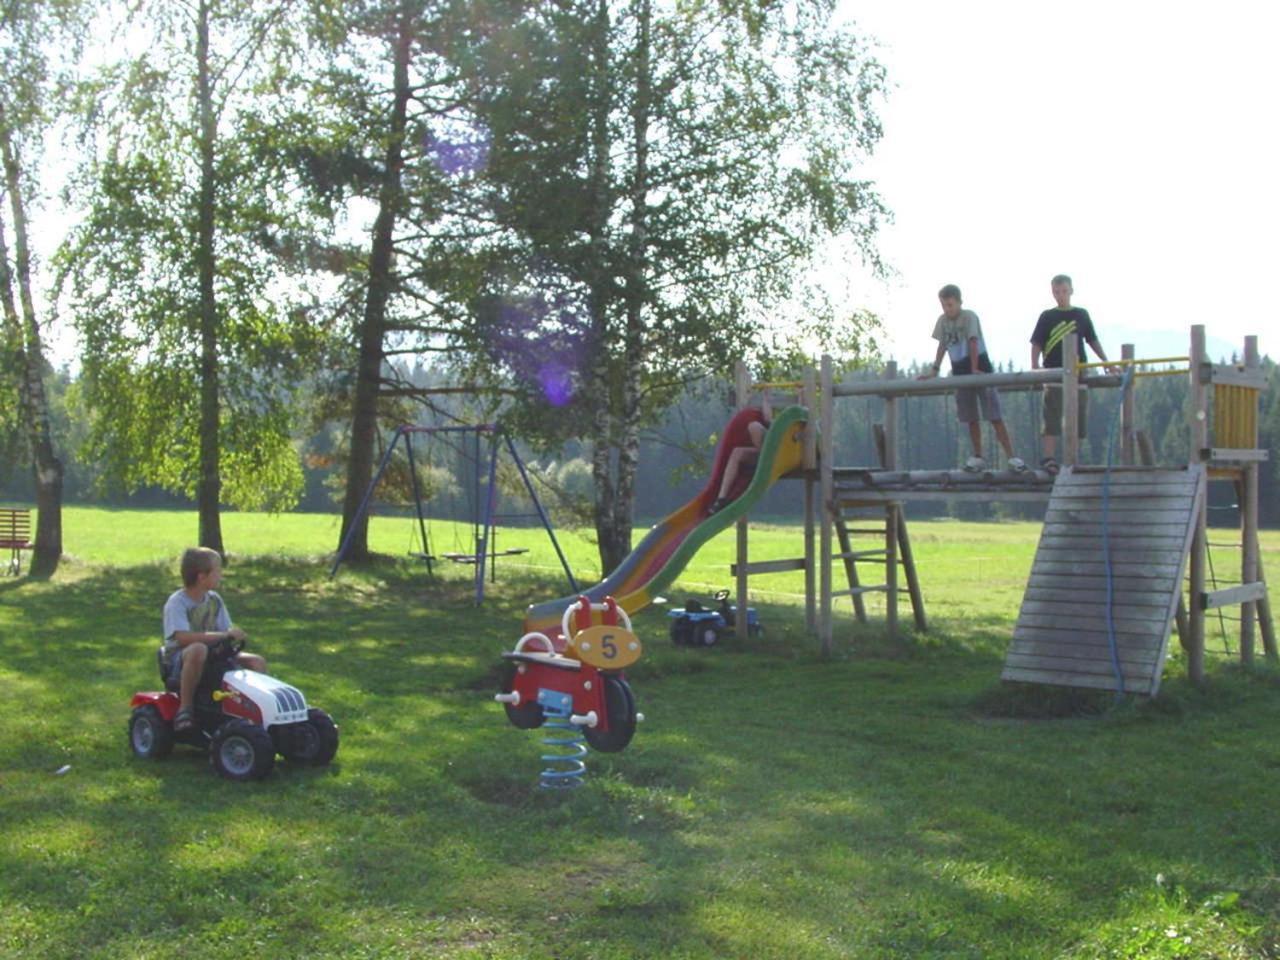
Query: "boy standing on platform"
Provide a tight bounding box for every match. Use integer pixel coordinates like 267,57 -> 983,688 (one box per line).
920,284 -> 1026,473
1029,274 -> 1114,474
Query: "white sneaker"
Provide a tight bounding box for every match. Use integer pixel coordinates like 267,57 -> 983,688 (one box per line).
1008,456 -> 1028,473
964,456 -> 986,473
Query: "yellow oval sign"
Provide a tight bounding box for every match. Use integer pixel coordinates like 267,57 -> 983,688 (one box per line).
570,624 -> 643,670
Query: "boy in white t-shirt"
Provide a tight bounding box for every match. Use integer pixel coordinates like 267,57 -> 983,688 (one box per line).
919,284 -> 1026,472
162,547 -> 266,731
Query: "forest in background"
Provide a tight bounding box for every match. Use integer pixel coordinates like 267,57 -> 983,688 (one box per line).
4,351 -> 1277,530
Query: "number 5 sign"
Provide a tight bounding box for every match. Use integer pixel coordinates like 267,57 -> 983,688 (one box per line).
570,624 -> 643,670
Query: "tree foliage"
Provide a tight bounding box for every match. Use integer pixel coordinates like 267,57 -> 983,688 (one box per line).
449,0 -> 889,569
0,0 -> 86,575
58,0 -> 321,540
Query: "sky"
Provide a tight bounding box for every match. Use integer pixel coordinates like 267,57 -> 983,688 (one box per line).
831,0 -> 1278,368
36,2 -> 1277,371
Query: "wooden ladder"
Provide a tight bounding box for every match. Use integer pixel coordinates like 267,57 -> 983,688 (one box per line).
830,499 -> 927,632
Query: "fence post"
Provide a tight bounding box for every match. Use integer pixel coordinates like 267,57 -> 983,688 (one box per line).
1062,331 -> 1080,467
1187,324 -> 1208,684
820,354 -> 834,655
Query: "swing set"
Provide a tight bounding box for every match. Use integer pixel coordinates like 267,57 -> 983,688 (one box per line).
330,423 -> 579,604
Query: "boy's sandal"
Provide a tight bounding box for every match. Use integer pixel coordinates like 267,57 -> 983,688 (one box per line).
1039,457 -> 1060,476
173,707 -> 195,732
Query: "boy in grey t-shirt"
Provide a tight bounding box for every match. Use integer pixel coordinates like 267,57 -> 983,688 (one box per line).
919,284 -> 1026,472
163,547 -> 266,731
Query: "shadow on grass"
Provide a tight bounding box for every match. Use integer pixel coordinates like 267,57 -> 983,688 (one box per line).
3,554 -> 1280,957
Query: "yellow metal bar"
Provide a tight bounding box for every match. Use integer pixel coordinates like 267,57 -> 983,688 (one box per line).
753,380 -> 804,390
1078,355 -> 1189,370
1133,367 -> 1190,378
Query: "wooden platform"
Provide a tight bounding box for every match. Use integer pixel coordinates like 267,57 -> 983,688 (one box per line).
833,467 -> 1056,503
1002,465 -> 1206,696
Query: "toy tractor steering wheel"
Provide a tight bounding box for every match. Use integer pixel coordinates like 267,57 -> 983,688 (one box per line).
208,634 -> 245,663
713,589 -> 730,602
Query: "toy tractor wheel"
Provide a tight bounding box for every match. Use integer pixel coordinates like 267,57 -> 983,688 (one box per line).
697,622 -> 722,648
128,705 -> 174,760
499,662 -> 544,729
669,618 -> 690,646
303,709 -> 339,765
583,675 -> 637,754
280,709 -> 340,766
210,720 -> 275,781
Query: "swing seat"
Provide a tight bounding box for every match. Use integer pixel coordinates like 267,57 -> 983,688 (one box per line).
442,548 -> 529,564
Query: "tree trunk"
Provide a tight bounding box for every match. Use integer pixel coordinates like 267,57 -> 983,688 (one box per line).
337,11 -> 413,559
0,105 -> 63,577
582,0 -> 632,575
608,0 -> 652,576
195,0 -> 223,554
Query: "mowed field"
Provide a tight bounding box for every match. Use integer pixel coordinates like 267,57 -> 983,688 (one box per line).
2,506 -> 1279,959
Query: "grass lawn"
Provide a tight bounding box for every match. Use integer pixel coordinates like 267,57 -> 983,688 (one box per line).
2,507 -> 1279,958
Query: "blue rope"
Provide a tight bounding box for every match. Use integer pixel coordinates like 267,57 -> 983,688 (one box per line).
1101,368 -> 1136,696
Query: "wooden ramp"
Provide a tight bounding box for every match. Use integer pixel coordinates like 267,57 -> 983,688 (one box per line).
1002,465 -> 1206,696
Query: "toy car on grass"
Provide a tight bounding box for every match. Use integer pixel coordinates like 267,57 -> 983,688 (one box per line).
128,637 -> 338,781
495,596 -> 642,753
668,589 -> 761,647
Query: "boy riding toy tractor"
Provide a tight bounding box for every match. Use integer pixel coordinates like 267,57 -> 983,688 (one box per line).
128,636 -> 338,781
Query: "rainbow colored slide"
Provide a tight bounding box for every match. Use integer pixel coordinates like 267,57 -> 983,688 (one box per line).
523,405 -> 809,638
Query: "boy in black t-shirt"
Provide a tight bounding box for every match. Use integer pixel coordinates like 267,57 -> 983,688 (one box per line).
1029,274 -> 1114,473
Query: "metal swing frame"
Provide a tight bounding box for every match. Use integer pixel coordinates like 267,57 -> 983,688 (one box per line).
329,423 -> 579,604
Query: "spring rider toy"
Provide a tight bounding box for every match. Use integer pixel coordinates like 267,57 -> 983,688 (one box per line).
495,595 -> 644,789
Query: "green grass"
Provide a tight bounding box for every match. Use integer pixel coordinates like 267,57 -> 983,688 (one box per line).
2,508 -> 1280,958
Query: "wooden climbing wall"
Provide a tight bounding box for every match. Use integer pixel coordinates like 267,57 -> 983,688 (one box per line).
1002,465 -> 1206,696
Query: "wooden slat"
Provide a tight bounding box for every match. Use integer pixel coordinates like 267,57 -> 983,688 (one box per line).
1012,625 -> 1169,653
1021,586 -> 1171,608
1039,535 -> 1188,552
1002,666 -> 1155,695
1007,637 -> 1164,665
731,557 -> 807,576
1028,561 -> 1184,579
1015,614 -> 1171,637
835,489 -> 1054,504
1002,465 -> 1204,697
1029,545 -> 1186,565
1203,582 -> 1267,609
1018,595 -> 1174,617
1053,473 -> 1193,489
1209,366 -> 1267,389
1004,652 -> 1158,681
839,585 -> 888,598
1044,509 -> 1196,526
1208,448 -> 1268,463
1025,580 -> 1184,599
1040,521 -> 1192,537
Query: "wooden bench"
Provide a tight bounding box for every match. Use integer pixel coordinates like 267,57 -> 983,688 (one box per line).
0,508 -> 33,575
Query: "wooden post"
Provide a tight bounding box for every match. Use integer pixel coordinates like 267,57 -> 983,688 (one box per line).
1141,430 -> 1190,646
1062,331 -> 1080,467
883,360 -> 899,637
1120,343 -> 1136,466
819,354 -> 834,655
1259,551 -> 1277,659
1241,335 -> 1260,663
803,364 -> 818,632
1187,325 -> 1208,684
734,360 -> 751,640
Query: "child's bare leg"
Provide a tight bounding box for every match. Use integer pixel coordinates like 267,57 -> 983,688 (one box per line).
967,421 -> 983,459
718,448 -> 749,499
179,643 -> 208,711
236,652 -> 266,672
992,420 -> 1015,459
